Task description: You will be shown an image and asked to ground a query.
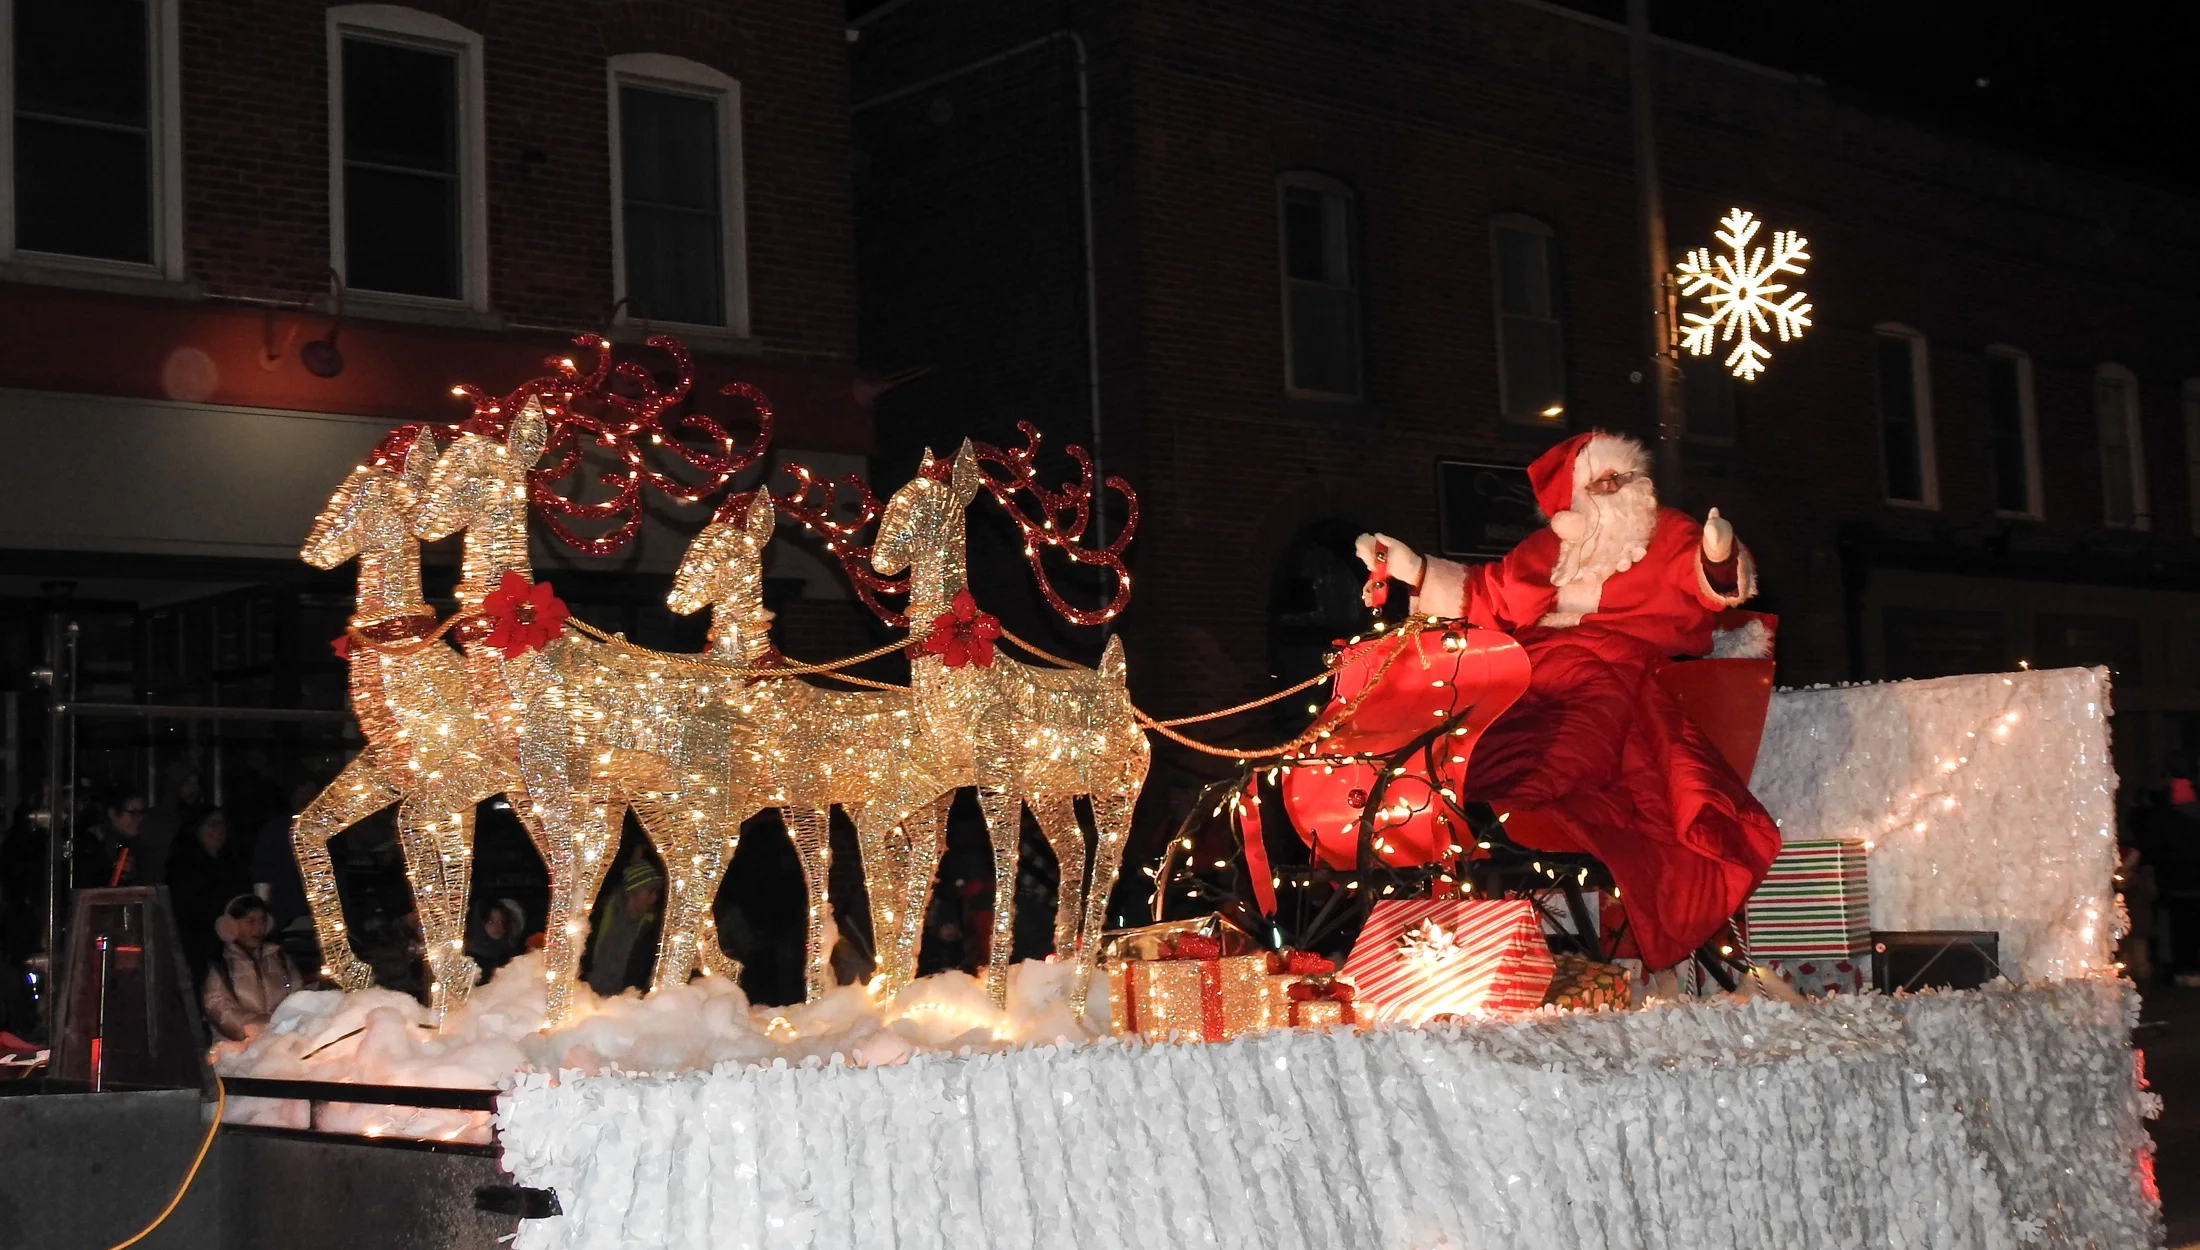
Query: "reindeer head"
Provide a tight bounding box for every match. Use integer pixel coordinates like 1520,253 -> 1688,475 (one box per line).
303,426 -> 437,569
872,441 -> 985,578
669,492 -> 777,663
414,395 -> 550,544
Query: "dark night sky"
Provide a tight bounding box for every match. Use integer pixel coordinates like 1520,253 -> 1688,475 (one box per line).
1579,0 -> 2200,196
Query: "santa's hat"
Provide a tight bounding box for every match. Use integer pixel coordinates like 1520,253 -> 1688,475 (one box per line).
1527,430 -> 1651,541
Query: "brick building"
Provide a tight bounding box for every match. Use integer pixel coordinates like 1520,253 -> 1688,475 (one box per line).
849,0 -> 2200,838
0,0 -> 866,835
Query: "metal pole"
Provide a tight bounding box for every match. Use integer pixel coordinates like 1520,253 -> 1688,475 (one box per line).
1628,0 -> 1686,507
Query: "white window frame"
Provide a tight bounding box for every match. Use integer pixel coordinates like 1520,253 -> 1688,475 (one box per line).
2095,362 -> 2149,530
607,54 -> 749,339
0,0 -> 185,281
326,5 -> 489,310
1490,213 -> 1567,425
2185,379 -> 2200,537
1874,323 -> 1938,509
1984,345 -> 2042,520
1275,170 -> 1363,402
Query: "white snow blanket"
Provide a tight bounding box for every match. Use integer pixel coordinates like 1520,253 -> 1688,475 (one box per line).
494,979 -> 2157,1250
1753,667 -> 2118,980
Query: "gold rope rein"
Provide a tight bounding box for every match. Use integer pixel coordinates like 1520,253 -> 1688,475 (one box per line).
346,605 -> 1415,757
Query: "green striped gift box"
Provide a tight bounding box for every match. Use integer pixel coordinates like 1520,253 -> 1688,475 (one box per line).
1744,839 -> 1870,958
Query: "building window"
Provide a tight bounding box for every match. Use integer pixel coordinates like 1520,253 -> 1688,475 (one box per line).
1682,360 -> 1739,444
2096,363 -> 2147,530
1875,324 -> 1937,507
1491,215 -> 1565,424
327,6 -> 486,306
1984,347 -> 2041,518
2,0 -> 181,275
609,55 -> 746,334
1277,173 -> 1361,399
2185,380 -> 2200,536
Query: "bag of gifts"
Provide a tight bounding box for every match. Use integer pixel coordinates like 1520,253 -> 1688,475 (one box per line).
1744,839 -> 1870,961
1343,898 -> 1556,1023
1542,952 -> 1632,1011
1101,916 -> 1272,1043
1262,950 -> 1356,1029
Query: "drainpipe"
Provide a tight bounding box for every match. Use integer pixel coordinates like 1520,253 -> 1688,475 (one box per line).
851,31 -> 1106,546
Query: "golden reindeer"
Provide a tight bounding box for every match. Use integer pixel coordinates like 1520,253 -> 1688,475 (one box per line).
871,441 -> 1150,1007
412,345 -> 766,1023
661,491 -> 953,997
294,425 -> 534,1018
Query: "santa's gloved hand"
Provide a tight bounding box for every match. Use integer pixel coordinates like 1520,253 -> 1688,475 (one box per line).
1701,508 -> 1734,563
1353,533 -> 1424,585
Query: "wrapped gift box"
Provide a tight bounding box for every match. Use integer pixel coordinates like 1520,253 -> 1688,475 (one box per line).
1261,951 -> 1357,1029
1760,955 -> 1870,996
1744,839 -> 1870,958
1343,899 -> 1555,1023
1542,952 -> 1632,1011
1102,920 -> 1272,1042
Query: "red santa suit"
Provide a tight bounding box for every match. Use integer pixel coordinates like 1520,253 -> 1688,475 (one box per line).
1374,432 -> 1780,970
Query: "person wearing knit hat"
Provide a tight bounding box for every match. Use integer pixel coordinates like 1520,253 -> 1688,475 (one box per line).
585,858 -> 666,998
1354,430 -> 1779,973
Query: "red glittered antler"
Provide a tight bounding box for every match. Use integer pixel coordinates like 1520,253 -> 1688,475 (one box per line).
965,422 -> 1138,626
474,334 -> 772,555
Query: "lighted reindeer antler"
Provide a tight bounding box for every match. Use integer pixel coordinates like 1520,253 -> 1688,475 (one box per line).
460,334 -> 774,555
715,464 -> 912,627
963,422 -> 1139,626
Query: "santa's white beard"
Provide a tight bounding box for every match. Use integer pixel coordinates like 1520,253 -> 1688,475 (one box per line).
1550,479 -> 1659,587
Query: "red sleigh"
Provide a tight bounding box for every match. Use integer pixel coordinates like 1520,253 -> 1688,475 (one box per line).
1237,610 -> 1775,972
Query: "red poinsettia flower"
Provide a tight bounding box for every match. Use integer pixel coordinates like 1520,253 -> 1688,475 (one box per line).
922,587 -> 1001,668
480,570 -> 570,659
330,632 -> 353,660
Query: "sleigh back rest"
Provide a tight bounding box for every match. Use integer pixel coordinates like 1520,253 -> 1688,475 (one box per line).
1656,611 -> 1778,781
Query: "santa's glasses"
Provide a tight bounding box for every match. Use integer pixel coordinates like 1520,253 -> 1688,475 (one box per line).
1584,469 -> 1646,496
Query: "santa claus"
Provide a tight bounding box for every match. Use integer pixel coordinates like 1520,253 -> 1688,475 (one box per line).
1356,430 -> 1781,971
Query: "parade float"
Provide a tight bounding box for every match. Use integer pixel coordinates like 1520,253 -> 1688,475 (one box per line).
186,213 -> 2161,1249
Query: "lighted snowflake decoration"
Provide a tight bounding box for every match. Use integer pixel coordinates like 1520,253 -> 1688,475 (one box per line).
1675,208 -> 1813,381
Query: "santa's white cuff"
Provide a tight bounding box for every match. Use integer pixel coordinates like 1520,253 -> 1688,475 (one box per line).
1696,544 -> 1757,608
1411,556 -> 1470,619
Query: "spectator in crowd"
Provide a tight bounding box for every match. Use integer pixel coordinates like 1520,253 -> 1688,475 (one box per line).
74,791 -> 148,891
202,894 -> 302,1042
139,768 -> 207,888
464,898 -> 527,981
166,808 -> 250,985
584,859 -> 664,998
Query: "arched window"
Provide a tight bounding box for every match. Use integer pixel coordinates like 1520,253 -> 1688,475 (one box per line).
1984,346 -> 2041,518
1874,324 -> 1936,507
1490,214 -> 1565,424
326,5 -> 488,307
2096,363 -> 2148,529
609,53 -> 747,335
1276,172 -> 1362,399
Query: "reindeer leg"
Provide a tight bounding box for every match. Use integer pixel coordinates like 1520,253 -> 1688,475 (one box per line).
291,756 -> 400,991
695,807 -> 747,983
538,798 -> 623,1026
974,788 -> 1024,1007
1073,789 -> 1139,1014
628,794 -> 695,994
1031,795 -> 1088,962
784,808 -> 835,1002
428,798 -> 481,1010
394,798 -> 471,1022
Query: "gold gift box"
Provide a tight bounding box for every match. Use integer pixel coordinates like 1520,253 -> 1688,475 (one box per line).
1105,952 -> 1273,1042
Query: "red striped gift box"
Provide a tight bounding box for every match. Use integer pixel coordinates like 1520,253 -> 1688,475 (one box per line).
1342,899 -> 1556,1023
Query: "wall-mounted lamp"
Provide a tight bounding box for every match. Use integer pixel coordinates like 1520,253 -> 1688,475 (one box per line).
260,267 -> 347,378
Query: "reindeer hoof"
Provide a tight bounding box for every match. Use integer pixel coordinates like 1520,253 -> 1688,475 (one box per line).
322,957 -> 377,993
